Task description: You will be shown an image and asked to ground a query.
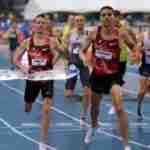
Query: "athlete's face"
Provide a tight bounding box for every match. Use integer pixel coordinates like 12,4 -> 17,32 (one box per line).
100,8 -> 114,27
34,17 -> 48,34
74,16 -> 85,30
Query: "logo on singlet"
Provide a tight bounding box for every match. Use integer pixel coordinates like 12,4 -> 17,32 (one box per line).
42,48 -> 49,52
32,58 -> 47,66
95,50 -> 112,60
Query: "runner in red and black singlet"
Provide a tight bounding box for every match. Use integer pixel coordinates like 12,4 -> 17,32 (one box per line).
83,6 -> 136,150
92,25 -> 120,76
27,36 -> 53,72
14,15 -> 62,149
24,35 -> 54,115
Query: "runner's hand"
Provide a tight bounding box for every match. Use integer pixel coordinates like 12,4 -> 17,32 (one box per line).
16,64 -> 29,74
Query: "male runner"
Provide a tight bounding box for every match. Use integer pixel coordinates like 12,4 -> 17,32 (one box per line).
63,15 -> 91,127
82,6 -> 135,150
14,15 -> 62,149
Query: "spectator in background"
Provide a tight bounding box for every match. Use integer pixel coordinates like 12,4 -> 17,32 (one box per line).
3,21 -> 23,69
19,21 -> 29,39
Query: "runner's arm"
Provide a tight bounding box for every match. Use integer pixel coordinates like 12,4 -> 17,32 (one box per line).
61,30 -> 71,59
81,27 -> 97,53
49,37 -> 66,65
80,27 -> 97,72
119,30 -> 136,50
14,39 -> 29,73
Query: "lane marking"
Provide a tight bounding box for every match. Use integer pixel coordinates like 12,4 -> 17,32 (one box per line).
129,122 -> 149,127
21,122 -> 74,127
0,126 -> 27,129
100,122 -> 149,127
1,82 -> 150,149
0,118 -> 57,150
123,72 -> 150,97
21,123 -> 40,128
105,97 -> 150,122
20,122 -> 150,129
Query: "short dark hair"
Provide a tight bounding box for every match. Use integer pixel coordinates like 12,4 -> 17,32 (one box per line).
114,10 -> 121,17
147,16 -> 150,23
100,6 -> 114,14
34,14 -> 46,19
33,14 -> 46,22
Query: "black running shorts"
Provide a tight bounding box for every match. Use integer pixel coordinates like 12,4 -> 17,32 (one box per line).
90,71 -> 123,94
24,80 -> 54,103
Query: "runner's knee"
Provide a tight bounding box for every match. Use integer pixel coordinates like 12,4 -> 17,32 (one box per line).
91,104 -> 99,114
42,98 -> 52,113
114,104 -> 124,113
83,87 -> 91,97
139,88 -> 146,96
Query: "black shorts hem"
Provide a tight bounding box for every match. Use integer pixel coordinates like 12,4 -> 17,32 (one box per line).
24,80 -> 53,103
90,72 -> 122,95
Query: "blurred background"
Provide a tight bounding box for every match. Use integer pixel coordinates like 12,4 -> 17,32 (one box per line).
0,0 -> 150,32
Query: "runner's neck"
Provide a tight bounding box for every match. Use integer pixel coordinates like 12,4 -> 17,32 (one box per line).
101,26 -> 117,40
101,25 -> 114,35
34,32 -> 46,39
32,34 -> 49,46
75,27 -> 84,36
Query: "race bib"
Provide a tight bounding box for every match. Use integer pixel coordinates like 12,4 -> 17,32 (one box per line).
72,43 -> 81,54
32,58 -> 47,66
73,47 -> 80,54
68,64 -> 79,74
95,50 -> 112,60
69,64 -> 77,71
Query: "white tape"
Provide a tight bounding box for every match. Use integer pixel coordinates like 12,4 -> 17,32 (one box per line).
0,69 -> 79,81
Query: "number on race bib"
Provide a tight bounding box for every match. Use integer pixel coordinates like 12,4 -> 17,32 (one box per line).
72,43 -> 81,54
95,50 -> 112,60
73,47 -> 80,54
32,59 -> 47,66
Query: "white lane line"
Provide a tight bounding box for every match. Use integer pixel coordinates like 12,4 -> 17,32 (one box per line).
99,122 -> 149,128
2,81 -> 150,122
51,105 -> 150,149
123,88 -> 138,96
104,71 -> 150,121
0,126 -> 83,134
126,72 -> 139,77
21,122 -> 74,128
0,118 -> 57,150
1,82 -> 150,149
0,126 -> 28,129
0,129 -> 84,136
122,88 -> 150,121
129,122 -> 149,126
106,102 -> 150,121
124,72 -> 150,97
21,122 -> 149,128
